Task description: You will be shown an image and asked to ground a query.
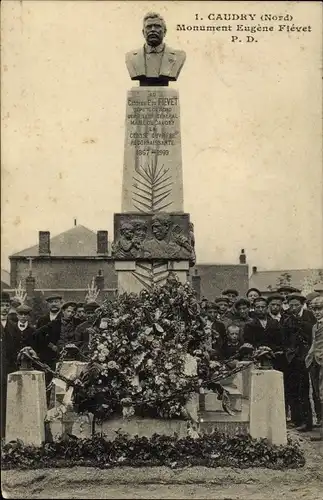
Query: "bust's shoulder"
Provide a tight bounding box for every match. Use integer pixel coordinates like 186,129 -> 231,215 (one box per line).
165,45 -> 186,58
126,48 -> 143,58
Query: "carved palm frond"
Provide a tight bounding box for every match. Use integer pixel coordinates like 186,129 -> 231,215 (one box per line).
132,261 -> 169,290
132,154 -> 172,213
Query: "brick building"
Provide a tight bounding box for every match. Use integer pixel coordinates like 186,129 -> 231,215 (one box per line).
9,224 -> 117,302
8,225 -> 249,302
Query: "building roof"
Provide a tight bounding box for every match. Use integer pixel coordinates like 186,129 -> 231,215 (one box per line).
249,268 -> 323,293
1,268 -> 10,287
10,225 -> 107,258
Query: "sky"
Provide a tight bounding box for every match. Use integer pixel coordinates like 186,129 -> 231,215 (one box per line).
1,0 -> 323,271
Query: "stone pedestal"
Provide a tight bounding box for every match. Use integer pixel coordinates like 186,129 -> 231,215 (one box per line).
249,369 -> 287,445
122,87 -> 183,213
116,260 -> 189,293
5,370 -> 47,446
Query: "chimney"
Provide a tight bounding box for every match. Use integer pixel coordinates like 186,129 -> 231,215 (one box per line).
239,248 -> 246,264
252,266 -> 257,274
74,218 -> 77,227
95,269 -> 105,291
191,268 -> 201,300
38,231 -> 50,256
97,230 -> 108,255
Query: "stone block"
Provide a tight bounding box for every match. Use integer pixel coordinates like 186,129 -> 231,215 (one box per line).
96,418 -> 190,440
239,361 -> 254,398
5,370 -> 47,446
169,260 -> 190,271
122,87 -> 183,213
249,369 -> 287,445
114,261 -> 136,271
204,387 -> 242,412
116,260 -> 188,293
47,409 -> 93,441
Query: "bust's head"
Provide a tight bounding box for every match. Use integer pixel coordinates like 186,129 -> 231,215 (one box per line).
142,12 -> 166,47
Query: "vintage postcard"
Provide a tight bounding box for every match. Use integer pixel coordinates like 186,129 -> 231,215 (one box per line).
1,1 -> 323,498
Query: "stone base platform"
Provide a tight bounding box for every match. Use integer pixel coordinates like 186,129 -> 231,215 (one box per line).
199,399 -> 250,437
96,417 -> 193,440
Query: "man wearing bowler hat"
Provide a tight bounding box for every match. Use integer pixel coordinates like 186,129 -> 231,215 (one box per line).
36,294 -> 63,328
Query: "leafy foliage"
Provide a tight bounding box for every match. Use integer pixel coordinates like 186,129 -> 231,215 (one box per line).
276,272 -> 292,288
72,279 -> 242,421
1,431 -> 305,470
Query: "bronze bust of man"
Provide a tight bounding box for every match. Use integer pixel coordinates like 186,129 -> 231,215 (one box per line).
125,12 -> 186,86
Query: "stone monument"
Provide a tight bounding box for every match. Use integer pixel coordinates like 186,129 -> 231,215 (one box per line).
114,12 -> 194,293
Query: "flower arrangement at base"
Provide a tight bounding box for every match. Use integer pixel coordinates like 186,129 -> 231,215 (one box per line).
73,278 -> 249,421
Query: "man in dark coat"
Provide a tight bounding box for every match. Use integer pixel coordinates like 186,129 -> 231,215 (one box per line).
214,296 -> 231,325
243,296 -> 283,354
305,296 -> 323,440
74,302 -> 100,357
204,301 -> 226,360
15,304 -> 36,350
282,293 -> 316,431
277,285 -> 301,312
34,301 -> 77,405
1,295 -> 35,439
36,295 -> 63,328
74,302 -> 86,327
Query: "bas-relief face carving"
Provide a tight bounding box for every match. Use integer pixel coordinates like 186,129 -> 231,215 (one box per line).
133,220 -> 148,241
142,16 -> 166,47
120,222 -> 134,240
151,216 -> 170,241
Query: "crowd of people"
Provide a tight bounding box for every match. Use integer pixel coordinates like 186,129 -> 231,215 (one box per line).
1,283 -> 323,442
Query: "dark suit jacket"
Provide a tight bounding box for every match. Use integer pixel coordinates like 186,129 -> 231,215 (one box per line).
243,316 -> 284,352
36,312 -> 61,329
282,310 -> 316,363
34,318 -> 76,365
0,320 -> 35,381
125,44 -> 186,81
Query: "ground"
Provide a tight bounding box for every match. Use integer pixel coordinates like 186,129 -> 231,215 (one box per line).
2,432 -> 323,499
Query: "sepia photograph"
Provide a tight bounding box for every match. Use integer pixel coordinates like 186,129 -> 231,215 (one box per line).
1,0 -> 323,498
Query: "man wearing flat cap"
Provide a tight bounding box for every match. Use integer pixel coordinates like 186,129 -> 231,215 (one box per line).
34,301 -> 78,405
74,302 -> 100,357
267,294 -> 285,324
203,301 -> 227,360
242,296 -> 284,363
15,304 -> 36,349
36,294 -> 63,328
282,293 -> 316,431
214,296 -> 231,323
277,286 -> 301,311
222,289 -> 239,306
225,297 -> 252,343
